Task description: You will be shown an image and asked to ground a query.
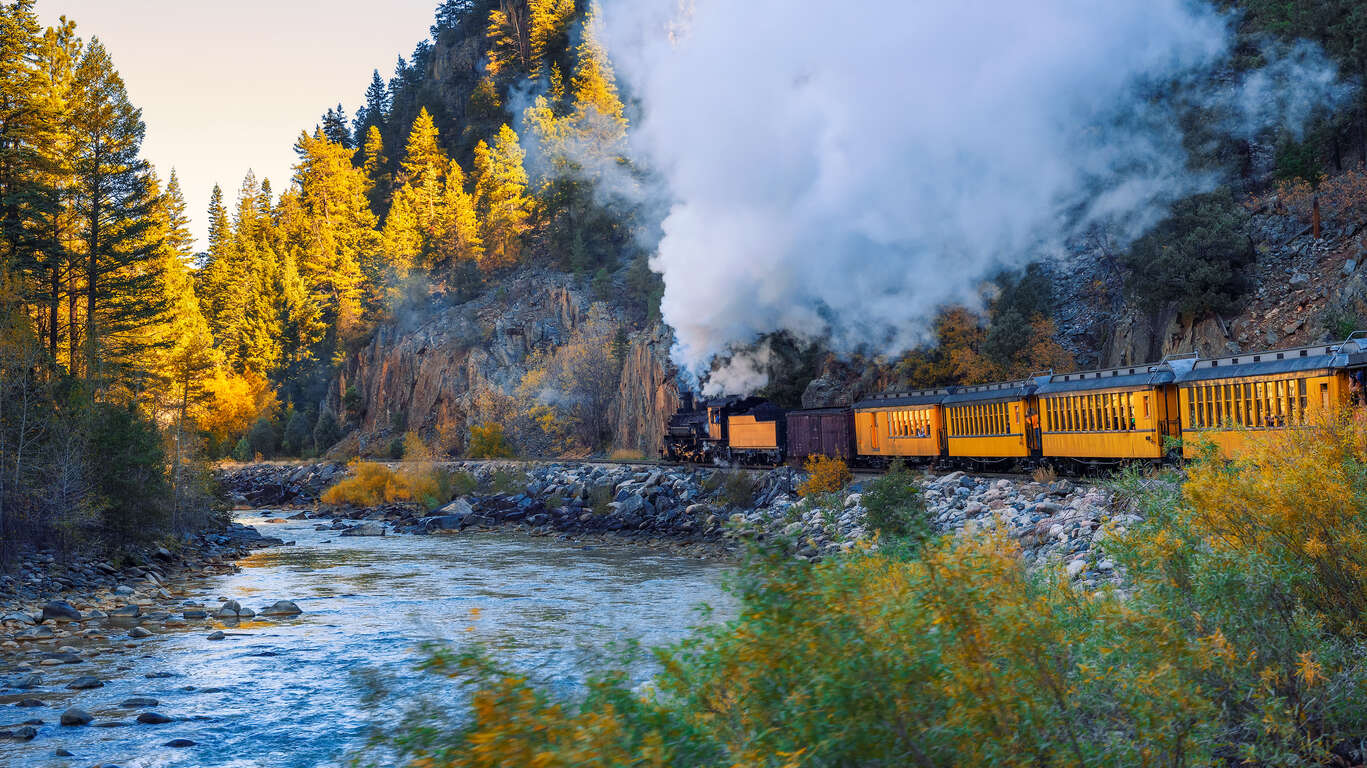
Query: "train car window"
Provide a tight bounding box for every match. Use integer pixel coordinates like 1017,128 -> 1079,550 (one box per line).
1299,379 -> 1308,421
1143,394 -> 1151,421
1322,381 -> 1330,410
1275,381 -> 1286,426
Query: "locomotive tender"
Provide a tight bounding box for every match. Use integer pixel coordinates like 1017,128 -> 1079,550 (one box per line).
666,336 -> 1367,469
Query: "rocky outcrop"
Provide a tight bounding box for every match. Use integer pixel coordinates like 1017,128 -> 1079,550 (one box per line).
611,328 -> 680,456
330,269 -> 676,458
215,462 -> 346,507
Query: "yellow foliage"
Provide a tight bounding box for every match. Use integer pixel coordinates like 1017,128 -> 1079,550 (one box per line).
797,455 -> 852,497
321,461 -> 405,507
468,422 -> 515,459
321,455 -> 455,510
196,368 -> 278,449
1181,411 -> 1367,630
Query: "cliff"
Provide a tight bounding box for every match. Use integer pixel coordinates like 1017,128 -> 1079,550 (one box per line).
328,269 -> 677,458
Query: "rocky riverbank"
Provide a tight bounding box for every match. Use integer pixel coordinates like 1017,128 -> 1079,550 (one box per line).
218,462 -> 1137,584
0,522 -> 303,745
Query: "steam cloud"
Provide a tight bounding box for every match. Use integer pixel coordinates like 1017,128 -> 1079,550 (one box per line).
594,0 -> 1349,394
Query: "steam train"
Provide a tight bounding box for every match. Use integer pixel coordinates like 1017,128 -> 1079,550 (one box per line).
665,336 -> 1367,469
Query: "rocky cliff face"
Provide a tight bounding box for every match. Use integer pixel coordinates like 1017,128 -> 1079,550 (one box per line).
329,269 -> 678,458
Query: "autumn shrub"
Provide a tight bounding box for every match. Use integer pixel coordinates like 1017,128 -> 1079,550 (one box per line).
355,416 -> 1367,767
861,460 -> 930,544
321,458 -> 454,511
321,462 -> 403,507
468,422 -> 515,459
796,455 -> 851,497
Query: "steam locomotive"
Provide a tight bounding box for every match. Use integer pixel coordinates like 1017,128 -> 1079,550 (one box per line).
664,336 -> 1367,469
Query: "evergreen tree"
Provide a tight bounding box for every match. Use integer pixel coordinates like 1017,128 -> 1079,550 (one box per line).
529,0 -> 577,81
0,0 -> 41,270
380,187 -> 421,286
69,39 -> 166,384
199,183 -> 234,338
361,124 -> 389,215
286,129 -> 378,339
321,103 -> 351,148
398,107 -> 447,242
438,158 -> 482,266
353,69 -> 390,146
472,124 -> 532,270
25,17 -> 81,361
570,3 -> 627,159
228,171 -> 283,374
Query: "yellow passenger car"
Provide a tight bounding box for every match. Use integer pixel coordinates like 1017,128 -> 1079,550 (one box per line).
853,389 -> 951,461
943,381 -> 1037,459
1174,342 -> 1359,459
1036,365 -> 1176,461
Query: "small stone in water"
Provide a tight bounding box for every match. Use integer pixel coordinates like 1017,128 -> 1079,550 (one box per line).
120,697 -> 159,707
136,711 -> 172,724
207,630 -> 225,641
164,738 -> 197,748
128,626 -> 152,638
55,748 -> 74,756
66,675 -> 103,689
60,707 -> 93,726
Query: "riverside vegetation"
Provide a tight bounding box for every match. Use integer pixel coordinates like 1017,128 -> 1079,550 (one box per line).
348,415 -> 1367,767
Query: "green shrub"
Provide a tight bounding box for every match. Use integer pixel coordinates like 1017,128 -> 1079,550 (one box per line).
486,468 -> 527,495
861,461 -> 930,544
449,470 -> 478,498
281,409 -> 313,456
247,416 -> 278,459
718,470 -> 756,508
468,422 -> 515,459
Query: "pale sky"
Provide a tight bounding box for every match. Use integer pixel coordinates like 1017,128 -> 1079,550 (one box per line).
37,0 -> 441,249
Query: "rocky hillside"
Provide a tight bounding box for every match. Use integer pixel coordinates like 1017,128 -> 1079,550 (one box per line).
326,269 -> 678,458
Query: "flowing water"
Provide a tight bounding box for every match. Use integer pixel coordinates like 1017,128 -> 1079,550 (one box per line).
0,513 -> 734,767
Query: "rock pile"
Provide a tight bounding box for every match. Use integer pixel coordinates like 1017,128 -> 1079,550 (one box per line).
215,462 -> 346,507
226,461 -> 1135,576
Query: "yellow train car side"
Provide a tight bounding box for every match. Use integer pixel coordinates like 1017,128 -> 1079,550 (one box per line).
854,405 -> 943,458
1178,372 -> 1346,459
727,414 -> 781,450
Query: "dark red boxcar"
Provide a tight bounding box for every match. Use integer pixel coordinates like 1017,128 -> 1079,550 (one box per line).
786,407 -> 855,464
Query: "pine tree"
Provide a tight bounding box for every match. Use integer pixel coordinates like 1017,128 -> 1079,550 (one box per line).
69,39 -> 166,384
286,129 -> 378,338
321,103 -> 351,149
25,17 -> 81,361
352,69 -> 390,146
228,171 -> 283,374
361,124 -> 388,214
473,124 -> 532,270
529,0 -> 577,81
0,0 -> 42,270
398,108 -> 447,241
569,3 -> 627,162
380,187 -> 421,285
438,158 -> 482,265
199,183 -> 234,337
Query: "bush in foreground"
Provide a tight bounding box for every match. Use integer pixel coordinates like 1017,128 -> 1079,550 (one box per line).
357,411 -> 1367,767
796,455 -> 851,497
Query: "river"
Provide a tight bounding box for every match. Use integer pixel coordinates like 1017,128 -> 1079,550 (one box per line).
0,512 -> 735,767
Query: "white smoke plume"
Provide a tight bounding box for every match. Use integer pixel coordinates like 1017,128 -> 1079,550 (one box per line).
591,0 -> 1350,394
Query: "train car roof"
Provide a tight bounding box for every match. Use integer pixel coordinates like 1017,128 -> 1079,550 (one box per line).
854,387 -> 954,409
1035,365 -> 1174,395
942,380 -> 1035,405
1173,342 -> 1359,383
787,406 -> 852,416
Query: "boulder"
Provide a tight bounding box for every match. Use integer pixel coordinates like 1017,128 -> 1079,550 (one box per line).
67,675 -> 103,690
8,673 -> 42,689
164,738 -> 197,748
60,707 -> 93,726
121,697 -> 159,708
136,711 -> 173,724
340,521 -> 385,537
41,600 -> 82,623
207,631 -> 225,641
108,604 -> 140,618
259,600 -> 302,616
128,627 -> 153,639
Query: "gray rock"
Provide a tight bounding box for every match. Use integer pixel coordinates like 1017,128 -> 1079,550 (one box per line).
136,711 -> 173,724
2,611 -> 35,625
128,626 -> 153,639
164,738 -> 197,748
41,600 -> 82,623
121,697 -> 159,707
1065,559 -> 1087,578
8,673 -> 42,689
60,707 -> 93,726
109,604 -> 140,618
183,609 -> 207,619
340,521 -> 385,537
259,600 -> 302,616
1,725 -> 37,740
15,699 -> 44,707
67,675 -> 103,690
207,631 -> 225,641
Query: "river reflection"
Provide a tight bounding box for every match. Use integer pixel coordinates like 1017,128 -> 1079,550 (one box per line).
0,513 -> 733,768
